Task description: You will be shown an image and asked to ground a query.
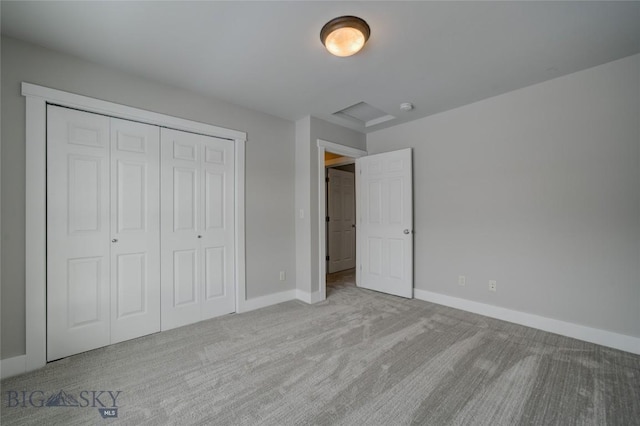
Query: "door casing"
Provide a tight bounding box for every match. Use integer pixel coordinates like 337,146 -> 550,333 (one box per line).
317,139 -> 367,300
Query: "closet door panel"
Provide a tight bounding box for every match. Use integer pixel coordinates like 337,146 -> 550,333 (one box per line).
47,106 -> 111,361
110,118 -> 161,344
200,135 -> 235,320
204,247 -> 225,299
174,167 -> 198,231
161,129 -> 202,330
173,249 -> 198,305
161,129 -> 235,330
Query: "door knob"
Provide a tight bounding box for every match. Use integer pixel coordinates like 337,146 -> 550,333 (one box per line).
403,229 -> 410,235
112,238 -> 118,243
197,235 -> 202,239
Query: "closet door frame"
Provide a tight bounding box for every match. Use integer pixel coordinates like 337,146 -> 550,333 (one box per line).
23,82 -> 247,373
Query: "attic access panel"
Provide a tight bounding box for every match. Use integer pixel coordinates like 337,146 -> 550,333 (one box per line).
333,101 -> 395,127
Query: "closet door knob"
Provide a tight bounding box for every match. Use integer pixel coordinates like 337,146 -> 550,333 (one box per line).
112,239 -> 118,243
197,235 -> 202,239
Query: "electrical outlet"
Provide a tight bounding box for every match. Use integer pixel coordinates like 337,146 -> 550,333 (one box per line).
279,271 -> 286,281
489,280 -> 497,292
458,275 -> 466,286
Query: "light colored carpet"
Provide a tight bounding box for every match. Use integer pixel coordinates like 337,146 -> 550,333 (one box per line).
2,272 -> 639,425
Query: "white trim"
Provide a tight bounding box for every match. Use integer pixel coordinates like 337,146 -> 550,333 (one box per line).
234,139 -> 247,314
296,290 -> 324,305
317,139 -> 367,302
25,96 -> 47,372
0,355 -> 27,379
23,83 -> 247,373
22,83 -> 246,141
324,157 -> 354,167
365,114 -> 396,128
414,289 -> 640,355
240,290 -> 296,313
318,140 -> 368,159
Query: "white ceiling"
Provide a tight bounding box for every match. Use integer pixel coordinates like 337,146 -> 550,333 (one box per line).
2,1 -> 639,133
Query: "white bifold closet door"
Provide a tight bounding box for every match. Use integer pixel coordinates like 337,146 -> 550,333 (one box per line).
160,128 -> 235,331
109,117 -> 161,344
47,105 -> 160,361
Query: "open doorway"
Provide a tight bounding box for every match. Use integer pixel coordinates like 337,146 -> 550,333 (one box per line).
326,268 -> 357,297
317,140 -> 367,300
325,155 -> 356,296
318,142 -> 414,301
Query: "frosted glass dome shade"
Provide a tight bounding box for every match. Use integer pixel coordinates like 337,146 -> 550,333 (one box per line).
321,16 -> 370,57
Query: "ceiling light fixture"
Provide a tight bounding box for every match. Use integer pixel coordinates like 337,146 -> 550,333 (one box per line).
320,16 -> 370,57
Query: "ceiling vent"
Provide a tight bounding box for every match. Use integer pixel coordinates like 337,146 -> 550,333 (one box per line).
333,102 -> 395,128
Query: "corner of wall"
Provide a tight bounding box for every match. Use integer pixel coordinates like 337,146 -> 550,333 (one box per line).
294,117 -> 312,294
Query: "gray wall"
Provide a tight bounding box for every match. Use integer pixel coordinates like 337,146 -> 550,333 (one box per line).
294,116 -> 366,295
294,117 -> 312,294
1,36 -> 296,359
367,54 -> 640,338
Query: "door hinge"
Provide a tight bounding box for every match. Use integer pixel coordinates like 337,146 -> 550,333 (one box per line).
326,216 -> 330,222
326,256 -> 330,261
325,177 -> 330,183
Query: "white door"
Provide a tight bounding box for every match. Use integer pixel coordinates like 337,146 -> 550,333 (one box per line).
109,118 -> 161,344
47,106 -> 111,361
327,168 -> 356,273
160,128 -> 235,331
48,107 -> 162,360
356,148 -> 413,298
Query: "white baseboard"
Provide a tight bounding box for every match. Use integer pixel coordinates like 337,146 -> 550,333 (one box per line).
0,355 -> 26,379
296,289 -> 324,304
238,289 -> 296,313
414,289 -> 640,355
